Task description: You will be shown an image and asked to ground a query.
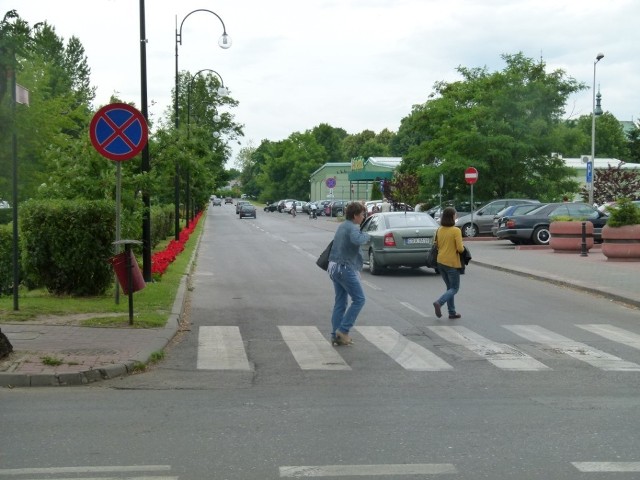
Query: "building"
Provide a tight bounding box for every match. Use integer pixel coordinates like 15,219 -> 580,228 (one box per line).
561,156 -> 640,200
309,157 -> 401,202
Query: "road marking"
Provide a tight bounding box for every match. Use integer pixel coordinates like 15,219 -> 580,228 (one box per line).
577,324 -> 640,349
280,463 -> 457,477
197,326 -> 251,370
400,302 -> 430,318
355,326 -> 453,371
0,465 -> 172,475
278,326 -> 350,370
12,477 -> 176,480
572,462 -> 640,472
428,326 -> 549,371
361,279 -> 381,291
504,325 -> 640,371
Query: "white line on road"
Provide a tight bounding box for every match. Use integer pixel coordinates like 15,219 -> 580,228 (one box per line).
197,326 -> 251,370
504,325 -> 640,371
572,462 -> 640,472
0,465 -> 171,475
361,279 -> 381,291
355,326 -> 453,371
278,326 -> 351,370
400,302 -> 430,318
577,324 -> 640,350
428,326 -> 550,371
280,463 -> 457,477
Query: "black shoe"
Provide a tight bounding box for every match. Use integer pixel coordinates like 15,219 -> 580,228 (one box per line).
449,313 -> 462,319
433,302 -> 442,318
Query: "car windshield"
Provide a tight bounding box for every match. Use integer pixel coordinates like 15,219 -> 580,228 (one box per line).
386,214 -> 438,228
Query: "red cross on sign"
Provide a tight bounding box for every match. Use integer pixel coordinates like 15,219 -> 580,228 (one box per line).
89,103 -> 148,162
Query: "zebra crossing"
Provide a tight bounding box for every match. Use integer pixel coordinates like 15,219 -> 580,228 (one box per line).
195,324 -> 640,372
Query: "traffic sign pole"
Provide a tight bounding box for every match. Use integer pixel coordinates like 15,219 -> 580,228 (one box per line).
464,167 -> 479,235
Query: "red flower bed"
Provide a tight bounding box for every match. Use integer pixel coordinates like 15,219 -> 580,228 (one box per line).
151,212 -> 202,276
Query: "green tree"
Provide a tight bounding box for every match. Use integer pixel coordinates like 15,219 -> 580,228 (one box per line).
560,112 -> 630,160
311,123 -> 348,163
398,52 -> 584,203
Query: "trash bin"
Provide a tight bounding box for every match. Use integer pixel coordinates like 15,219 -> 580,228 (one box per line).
109,249 -> 146,294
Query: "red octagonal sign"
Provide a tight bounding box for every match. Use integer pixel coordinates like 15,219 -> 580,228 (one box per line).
465,166 -> 478,185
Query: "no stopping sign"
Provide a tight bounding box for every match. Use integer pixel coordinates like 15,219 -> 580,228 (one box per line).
89,103 -> 148,161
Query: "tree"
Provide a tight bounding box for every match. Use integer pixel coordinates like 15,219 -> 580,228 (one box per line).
580,163 -> 640,204
311,123 -> 348,163
560,112 -> 630,160
397,52 -> 585,204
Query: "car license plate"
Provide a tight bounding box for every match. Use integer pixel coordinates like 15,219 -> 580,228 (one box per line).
405,237 -> 431,245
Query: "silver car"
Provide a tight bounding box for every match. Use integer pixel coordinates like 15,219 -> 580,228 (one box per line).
359,212 -> 439,275
456,199 -> 539,237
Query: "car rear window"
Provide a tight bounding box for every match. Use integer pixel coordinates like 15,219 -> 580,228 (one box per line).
386,214 -> 438,228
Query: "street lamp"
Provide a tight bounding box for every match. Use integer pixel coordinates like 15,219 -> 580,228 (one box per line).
185,69 -> 227,226
174,9 -> 230,239
589,52 -> 604,206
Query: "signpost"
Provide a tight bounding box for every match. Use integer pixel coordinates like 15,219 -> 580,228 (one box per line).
90,103 -> 148,306
465,167 -> 479,233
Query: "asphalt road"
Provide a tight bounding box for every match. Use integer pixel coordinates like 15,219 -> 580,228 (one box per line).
2,206 -> 640,480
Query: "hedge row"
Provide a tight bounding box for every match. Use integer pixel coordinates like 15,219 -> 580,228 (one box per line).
0,200 -> 177,297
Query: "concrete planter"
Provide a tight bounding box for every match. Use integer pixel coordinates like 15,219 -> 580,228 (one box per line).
549,221 -> 593,252
601,224 -> 640,261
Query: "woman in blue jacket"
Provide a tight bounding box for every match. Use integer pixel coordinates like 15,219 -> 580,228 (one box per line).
328,202 -> 370,345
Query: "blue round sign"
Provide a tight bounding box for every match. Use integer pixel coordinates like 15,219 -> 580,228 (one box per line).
89,103 -> 148,161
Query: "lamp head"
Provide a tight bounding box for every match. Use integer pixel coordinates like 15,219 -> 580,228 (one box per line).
219,33 -> 232,49
596,53 -> 604,61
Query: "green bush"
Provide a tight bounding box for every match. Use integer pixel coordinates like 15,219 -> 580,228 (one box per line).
0,225 -> 15,296
0,209 -> 13,225
20,199 -> 116,296
606,198 -> 640,227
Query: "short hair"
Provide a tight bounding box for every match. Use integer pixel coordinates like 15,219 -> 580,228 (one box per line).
345,201 -> 365,220
440,207 -> 457,226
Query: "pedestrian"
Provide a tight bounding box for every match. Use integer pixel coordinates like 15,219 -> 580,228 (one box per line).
380,198 -> 391,212
310,202 -> 318,219
432,207 -> 465,320
291,201 -> 297,217
328,202 -> 371,346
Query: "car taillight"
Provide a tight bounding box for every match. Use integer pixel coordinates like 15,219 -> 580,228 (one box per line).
384,232 -> 396,247
506,219 -> 516,228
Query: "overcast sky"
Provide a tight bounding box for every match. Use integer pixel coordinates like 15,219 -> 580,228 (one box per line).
9,0 -> 639,164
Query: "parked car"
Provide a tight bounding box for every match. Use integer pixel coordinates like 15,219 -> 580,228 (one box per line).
211,197 -> 222,206
496,202 -> 608,245
359,212 -> 440,275
238,203 -> 257,219
264,202 -> 279,212
312,200 -> 331,216
491,203 -> 542,236
283,200 -> 305,214
224,197 -> 233,204
235,200 -> 250,214
0,200 -> 10,209
456,199 -> 540,237
325,200 -> 349,217
277,199 -> 295,212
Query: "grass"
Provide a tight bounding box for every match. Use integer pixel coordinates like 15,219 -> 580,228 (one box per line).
0,216 -> 204,328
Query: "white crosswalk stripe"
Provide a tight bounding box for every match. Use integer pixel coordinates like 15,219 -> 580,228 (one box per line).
577,324 -> 640,350
428,326 -> 549,371
504,325 -> 640,371
278,326 -> 350,370
197,326 -> 251,370
355,326 -> 453,371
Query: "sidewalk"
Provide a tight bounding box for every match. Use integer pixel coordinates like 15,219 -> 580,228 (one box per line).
1,231 -> 638,387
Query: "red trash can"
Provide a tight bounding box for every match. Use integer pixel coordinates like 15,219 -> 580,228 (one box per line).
110,250 -> 146,294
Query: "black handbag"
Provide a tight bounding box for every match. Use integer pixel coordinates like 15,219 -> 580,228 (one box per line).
426,229 -> 439,268
316,240 -> 333,271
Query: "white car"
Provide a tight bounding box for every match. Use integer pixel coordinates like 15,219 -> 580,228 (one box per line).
0,200 -> 10,209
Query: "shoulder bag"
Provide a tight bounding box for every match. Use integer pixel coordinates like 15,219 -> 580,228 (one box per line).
426,229 -> 439,268
316,240 -> 333,271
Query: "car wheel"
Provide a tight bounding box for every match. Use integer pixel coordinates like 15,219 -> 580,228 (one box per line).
461,223 -> 478,237
532,226 -> 550,245
369,249 -> 384,275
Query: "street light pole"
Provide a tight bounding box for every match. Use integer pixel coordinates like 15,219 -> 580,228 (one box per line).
589,52 -> 604,206
174,9 -> 231,239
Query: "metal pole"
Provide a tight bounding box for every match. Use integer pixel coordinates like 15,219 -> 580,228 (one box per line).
580,221 -> 588,257
115,163 -> 121,304
174,15 -> 181,240
589,54 -> 603,206
139,0 -> 152,281
11,62 -> 19,311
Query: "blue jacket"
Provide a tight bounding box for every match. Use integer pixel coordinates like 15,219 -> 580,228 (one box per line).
329,220 -> 370,271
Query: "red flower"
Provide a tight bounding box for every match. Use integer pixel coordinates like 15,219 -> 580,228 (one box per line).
151,212 -> 202,276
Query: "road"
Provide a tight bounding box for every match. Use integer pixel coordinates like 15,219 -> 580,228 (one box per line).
2,205 -> 640,479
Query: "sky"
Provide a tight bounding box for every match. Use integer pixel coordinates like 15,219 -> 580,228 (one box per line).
7,0 -> 640,166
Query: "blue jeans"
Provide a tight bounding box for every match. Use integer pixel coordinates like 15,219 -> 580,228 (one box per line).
329,264 -> 366,336
436,264 -> 460,315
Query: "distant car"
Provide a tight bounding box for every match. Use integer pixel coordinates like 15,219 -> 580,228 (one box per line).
359,212 -> 440,275
0,200 -> 10,209
224,197 -> 233,204
235,200 -> 250,214
456,199 -> 540,237
238,204 -> 257,219
325,200 -> 349,217
496,202 -> 608,245
283,200 -> 305,213
491,203 -> 542,236
211,197 -> 222,206
264,202 -> 279,212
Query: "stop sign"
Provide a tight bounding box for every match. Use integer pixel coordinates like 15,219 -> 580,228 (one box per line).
465,167 -> 478,184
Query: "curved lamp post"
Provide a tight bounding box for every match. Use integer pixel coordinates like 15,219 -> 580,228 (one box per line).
185,69 -> 227,226
174,9 -> 230,239
589,52 -> 604,206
